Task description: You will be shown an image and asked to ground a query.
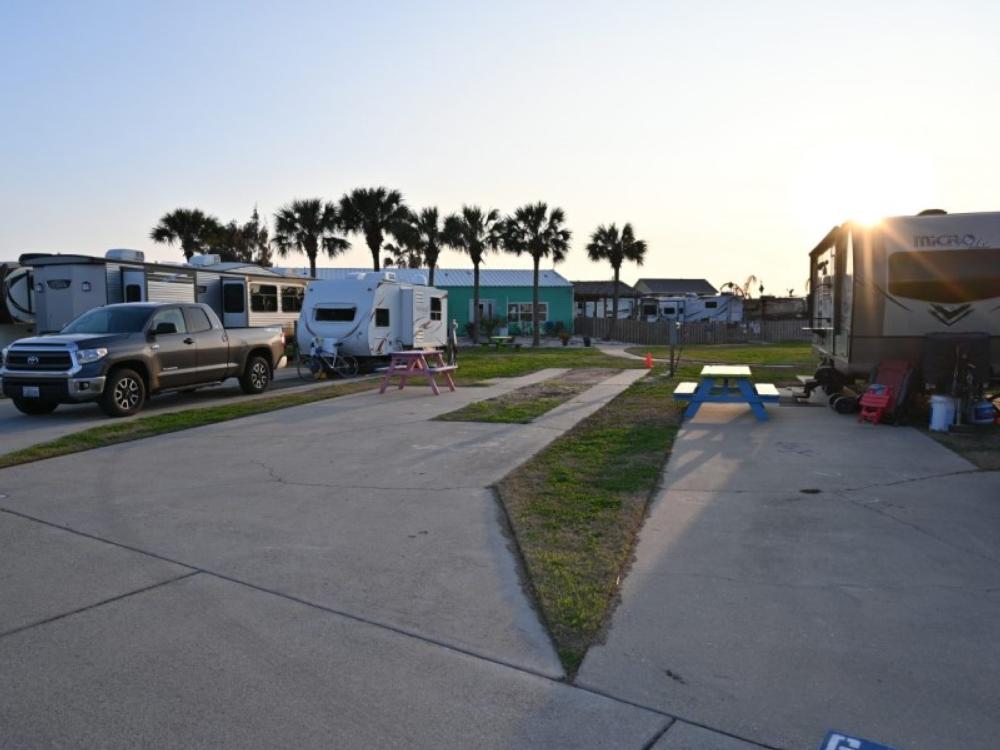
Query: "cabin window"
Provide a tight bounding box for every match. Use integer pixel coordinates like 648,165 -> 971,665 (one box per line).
375,308 -> 390,327
888,248 -> 1000,303
704,301 -> 718,309
507,302 -> 548,322
642,304 -> 657,316
223,283 -> 245,313
430,297 -> 442,321
281,286 -> 304,312
315,307 -> 356,322
125,284 -> 142,302
250,284 -> 278,313
184,307 -> 213,333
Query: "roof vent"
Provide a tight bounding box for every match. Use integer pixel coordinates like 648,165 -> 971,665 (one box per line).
188,254 -> 222,267
105,248 -> 145,263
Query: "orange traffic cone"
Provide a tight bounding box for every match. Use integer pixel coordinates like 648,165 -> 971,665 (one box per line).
645,352 -> 654,368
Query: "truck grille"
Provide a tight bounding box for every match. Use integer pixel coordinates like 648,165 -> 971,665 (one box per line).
5,350 -> 73,371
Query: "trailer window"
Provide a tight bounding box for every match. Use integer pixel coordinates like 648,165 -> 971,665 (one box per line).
125,284 -> 142,302
281,286 -> 304,312
375,308 -> 390,327
250,284 -> 278,312
430,296 -> 442,321
315,307 -> 356,322
662,307 -> 675,315
704,301 -> 718,308
888,248 -> 1000,303
223,283 -> 245,313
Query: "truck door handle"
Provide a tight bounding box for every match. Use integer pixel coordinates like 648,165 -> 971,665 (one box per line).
183,337 -> 195,345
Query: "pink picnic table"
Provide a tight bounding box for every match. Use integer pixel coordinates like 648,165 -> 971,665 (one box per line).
378,349 -> 457,396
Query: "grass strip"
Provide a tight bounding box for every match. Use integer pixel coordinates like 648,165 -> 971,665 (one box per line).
0,381 -> 376,469
626,342 -> 815,368
927,427 -> 1000,470
495,369 -> 688,675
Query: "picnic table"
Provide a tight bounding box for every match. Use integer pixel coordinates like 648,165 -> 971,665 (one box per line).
489,335 -> 516,350
672,365 -> 780,421
378,349 -> 457,396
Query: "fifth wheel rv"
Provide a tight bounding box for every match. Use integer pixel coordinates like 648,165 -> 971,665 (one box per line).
807,210 -> 1000,386
297,271 -> 448,360
1,261 -> 35,347
16,251 -> 309,337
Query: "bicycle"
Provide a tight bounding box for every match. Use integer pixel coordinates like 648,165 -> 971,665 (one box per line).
295,340 -> 359,380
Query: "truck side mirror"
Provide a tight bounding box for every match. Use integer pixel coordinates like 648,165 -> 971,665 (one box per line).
151,322 -> 177,336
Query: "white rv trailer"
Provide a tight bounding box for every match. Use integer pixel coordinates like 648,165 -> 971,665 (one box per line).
14,251 -> 309,337
639,293 -> 743,323
1,262 -> 35,348
807,211 -> 1000,382
297,271 -> 448,359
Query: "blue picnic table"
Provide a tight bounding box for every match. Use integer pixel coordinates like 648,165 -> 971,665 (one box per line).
673,365 -> 780,421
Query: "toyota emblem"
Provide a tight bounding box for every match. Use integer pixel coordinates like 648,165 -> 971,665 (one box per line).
27,355 -> 39,365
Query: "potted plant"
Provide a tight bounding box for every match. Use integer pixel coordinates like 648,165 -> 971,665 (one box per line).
559,331 -> 571,346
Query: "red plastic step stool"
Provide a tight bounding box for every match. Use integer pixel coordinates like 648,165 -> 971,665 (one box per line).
858,384 -> 893,425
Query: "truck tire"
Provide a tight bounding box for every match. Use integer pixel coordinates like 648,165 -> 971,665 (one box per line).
240,354 -> 271,394
12,398 -> 58,415
100,367 -> 146,417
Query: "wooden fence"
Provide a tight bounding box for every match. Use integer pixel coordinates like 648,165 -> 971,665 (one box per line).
573,317 -> 811,346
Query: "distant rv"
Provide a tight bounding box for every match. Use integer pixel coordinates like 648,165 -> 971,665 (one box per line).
639,293 -> 743,323
807,210 -> 1000,382
7,250 -> 310,338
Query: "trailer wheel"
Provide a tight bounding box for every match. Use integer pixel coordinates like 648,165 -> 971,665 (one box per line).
240,354 -> 271,394
100,368 -> 146,417
834,396 -> 858,414
11,398 -> 58,416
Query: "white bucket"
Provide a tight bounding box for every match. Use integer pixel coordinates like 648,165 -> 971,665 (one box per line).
929,394 -> 957,432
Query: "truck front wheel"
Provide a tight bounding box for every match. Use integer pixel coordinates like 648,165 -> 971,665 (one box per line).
12,398 -> 58,415
240,354 -> 271,394
100,368 -> 146,417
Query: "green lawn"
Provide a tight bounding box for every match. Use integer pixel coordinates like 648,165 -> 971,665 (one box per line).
454,347 -> 645,382
496,371 -> 686,674
626,341 -> 815,368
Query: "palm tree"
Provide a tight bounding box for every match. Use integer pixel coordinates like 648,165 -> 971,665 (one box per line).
338,187 -> 411,271
443,206 -> 502,343
272,199 -> 348,276
585,223 -> 647,340
150,208 -> 222,260
499,202 -> 571,347
411,207 -> 446,286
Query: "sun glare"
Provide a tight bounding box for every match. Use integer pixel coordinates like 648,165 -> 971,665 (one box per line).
789,141 -> 938,235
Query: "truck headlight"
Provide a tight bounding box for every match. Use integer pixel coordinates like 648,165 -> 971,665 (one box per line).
77,347 -> 109,364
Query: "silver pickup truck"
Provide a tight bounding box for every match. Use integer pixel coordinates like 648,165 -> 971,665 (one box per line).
1,302 -> 286,417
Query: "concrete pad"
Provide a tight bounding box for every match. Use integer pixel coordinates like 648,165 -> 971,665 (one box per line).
0,368 -> 643,678
653,722 -> 770,749
0,367 -> 368,455
578,403 -> 1000,750
0,511 -> 191,634
0,573 -> 670,749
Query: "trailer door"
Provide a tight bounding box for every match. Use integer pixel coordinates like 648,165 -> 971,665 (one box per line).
122,269 -> 145,302
221,279 -> 248,328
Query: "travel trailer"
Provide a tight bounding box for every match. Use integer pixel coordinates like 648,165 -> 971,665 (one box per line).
297,271 -> 448,360
807,210 -> 1000,385
13,251 -> 309,337
639,293 -> 743,323
1,261 -> 35,347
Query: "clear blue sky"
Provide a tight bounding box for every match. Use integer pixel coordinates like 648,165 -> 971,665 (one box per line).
2,0 -> 998,294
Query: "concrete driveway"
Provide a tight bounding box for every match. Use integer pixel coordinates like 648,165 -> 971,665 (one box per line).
0,367 -> 678,748
578,401 -> 1000,750
0,366 -> 359,454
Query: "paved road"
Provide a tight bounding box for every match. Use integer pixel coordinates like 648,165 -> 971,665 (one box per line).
0,367 -> 362,454
0,367 -> 702,749
578,401 -> 1000,750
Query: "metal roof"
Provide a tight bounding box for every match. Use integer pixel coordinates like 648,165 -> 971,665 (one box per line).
276,267 -> 573,288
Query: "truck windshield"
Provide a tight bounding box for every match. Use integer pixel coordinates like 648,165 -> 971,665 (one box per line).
62,307 -> 152,334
